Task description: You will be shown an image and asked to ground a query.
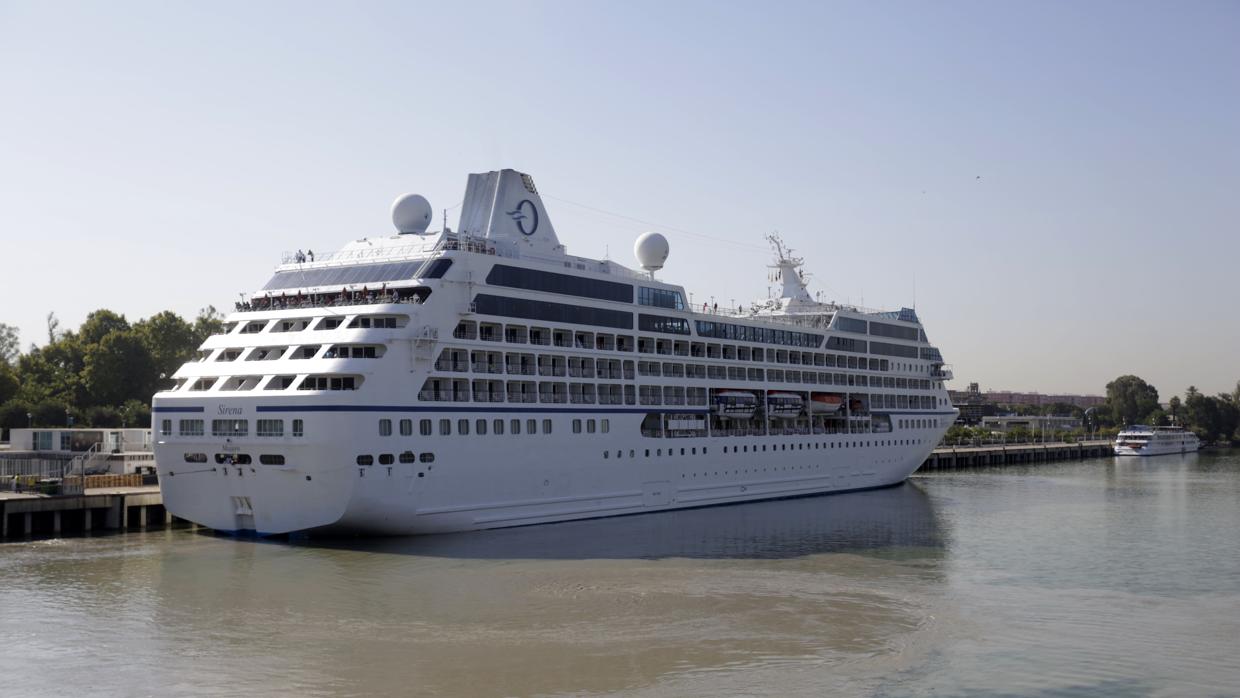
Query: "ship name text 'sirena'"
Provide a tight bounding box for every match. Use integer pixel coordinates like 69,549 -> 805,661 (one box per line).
152,170 -> 958,534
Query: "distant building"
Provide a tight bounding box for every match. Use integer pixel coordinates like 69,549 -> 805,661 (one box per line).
982,415 -> 1082,434
7,428 -> 151,454
949,382 -> 996,424
982,390 -> 1105,408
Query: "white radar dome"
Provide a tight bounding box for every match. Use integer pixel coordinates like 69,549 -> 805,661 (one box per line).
634,231 -> 669,271
391,193 -> 433,234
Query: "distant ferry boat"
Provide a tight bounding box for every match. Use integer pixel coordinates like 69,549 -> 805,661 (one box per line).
1114,425 -> 1200,456
151,169 -> 958,535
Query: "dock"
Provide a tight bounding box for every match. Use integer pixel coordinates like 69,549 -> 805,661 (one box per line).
1,485 -> 178,539
919,439 -> 1114,471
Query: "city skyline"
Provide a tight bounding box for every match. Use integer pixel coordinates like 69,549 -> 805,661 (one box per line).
2,1 -> 1237,397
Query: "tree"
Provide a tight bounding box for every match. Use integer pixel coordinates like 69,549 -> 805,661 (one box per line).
1216,394 -> 1239,444
82,331 -> 157,407
46,312 -> 61,344
0,363 -> 17,405
1146,408 -> 1169,426
192,306 -> 224,346
1105,375 -> 1160,426
1184,391 -> 1221,442
0,322 -> 19,365
78,310 -> 130,346
134,311 -> 199,388
120,399 -> 151,429
1168,396 -> 1182,424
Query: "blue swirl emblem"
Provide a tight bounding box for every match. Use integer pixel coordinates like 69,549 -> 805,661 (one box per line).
506,199 -> 539,236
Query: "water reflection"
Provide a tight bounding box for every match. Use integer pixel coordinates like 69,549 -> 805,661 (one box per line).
293,481 -> 947,561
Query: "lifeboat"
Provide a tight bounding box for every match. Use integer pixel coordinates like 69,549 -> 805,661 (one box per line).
767,392 -> 804,419
713,390 -> 758,419
808,393 -> 844,415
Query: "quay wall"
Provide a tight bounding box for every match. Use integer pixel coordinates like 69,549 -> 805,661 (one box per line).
919,440 -> 1114,471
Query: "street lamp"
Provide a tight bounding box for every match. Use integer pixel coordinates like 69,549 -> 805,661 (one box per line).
27,412 -> 32,428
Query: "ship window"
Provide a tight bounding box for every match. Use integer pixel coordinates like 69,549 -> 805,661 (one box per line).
257,419 -> 284,437
399,451 -> 416,463
543,419 -> 552,434
379,419 -> 392,436
511,419 -> 521,435
601,419 -> 609,433
184,453 -> 207,463
260,454 -> 285,465
487,264 -> 633,303
179,419 -> 204,436
473,294 -> 634,331
419,453 -> 434,463
420,419 -> 432,436
637,287 -> 685,310
240,321 -> 266,334
586,419 -> 595,434
439,419 -> 450,435
160,419 -> 172,436
573,419 -> 582,434
379,453 -> 394,465
527,418 -> 537,434
457,419 -> 469,435
638,314 -> 690,335
212,419 -> 248,437
215,453 -> 252,465
420,258 -> 453,279
476,419 -> 487,435
292,419 -> 304,437
357,455 -> 374,466
493,419 -> 504,435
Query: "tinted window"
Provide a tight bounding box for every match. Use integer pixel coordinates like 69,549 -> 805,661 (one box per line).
261,261 -> 422,291
420,258 -> 454,279
638,314 -> 690,335
487,264 -> 632,303
473,294 -> 633,330
836,316 -> 868,334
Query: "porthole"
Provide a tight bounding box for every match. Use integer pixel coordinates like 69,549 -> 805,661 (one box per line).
357,455 -> 374,466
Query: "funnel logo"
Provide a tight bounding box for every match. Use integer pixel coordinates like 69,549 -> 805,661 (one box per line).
507,199 -> 539,236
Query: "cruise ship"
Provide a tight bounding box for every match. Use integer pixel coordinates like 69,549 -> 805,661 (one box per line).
151,169 -> 958,535
1114,425 -> 1200,456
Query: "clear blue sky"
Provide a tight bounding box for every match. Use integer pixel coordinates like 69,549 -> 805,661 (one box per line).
1,1 -> 1237,398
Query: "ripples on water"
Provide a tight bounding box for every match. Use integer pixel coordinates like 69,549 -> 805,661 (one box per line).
1,452 -> 1238,696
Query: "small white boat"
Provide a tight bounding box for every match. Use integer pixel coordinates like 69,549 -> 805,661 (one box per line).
1114,425 -> 1200,456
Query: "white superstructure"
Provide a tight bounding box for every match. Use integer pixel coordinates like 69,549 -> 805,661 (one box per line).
1114,425 -> 1200,456
152,169 -> 958,535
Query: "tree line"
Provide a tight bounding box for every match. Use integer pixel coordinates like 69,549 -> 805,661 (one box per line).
0,309 -> 223,438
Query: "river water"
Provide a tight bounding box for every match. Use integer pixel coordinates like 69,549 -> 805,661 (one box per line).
2,451 -> 1238,697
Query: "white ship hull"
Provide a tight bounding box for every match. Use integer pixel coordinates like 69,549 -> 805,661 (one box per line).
155,408 -> 947,535
152,168 -> 958,537
1114,441 -> 1200,457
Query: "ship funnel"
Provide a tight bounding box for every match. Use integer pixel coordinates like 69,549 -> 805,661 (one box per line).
457,169 -> 563,255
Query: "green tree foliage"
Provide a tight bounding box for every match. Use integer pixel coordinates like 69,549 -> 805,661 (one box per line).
1146,408 -> 1169,426
134,311 -> 197,387
2,308 -> 210,430
1041,402 -> 1085,418
0,322 -> 19,365
1105,375 -> 1160,426
83,331 -> 157,406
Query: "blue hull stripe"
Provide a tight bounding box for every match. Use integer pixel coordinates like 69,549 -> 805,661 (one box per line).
255,405 -> 711,415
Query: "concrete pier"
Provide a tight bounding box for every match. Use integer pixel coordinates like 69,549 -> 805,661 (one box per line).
919,440 -> 1113,471
0,486 -> 184,539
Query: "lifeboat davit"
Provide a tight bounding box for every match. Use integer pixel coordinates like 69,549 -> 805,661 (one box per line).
808,394 -> 844,415
714,390 -> 758,419
767,392 -> 804,419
